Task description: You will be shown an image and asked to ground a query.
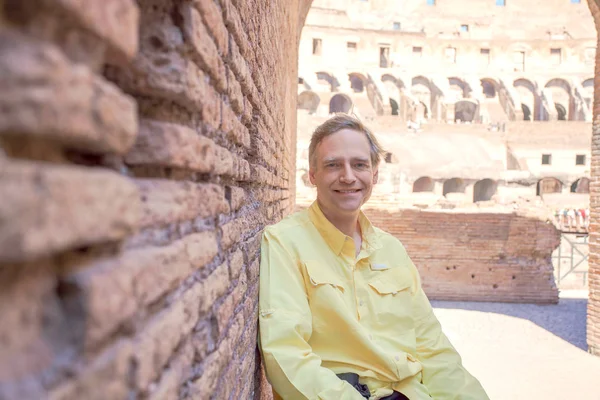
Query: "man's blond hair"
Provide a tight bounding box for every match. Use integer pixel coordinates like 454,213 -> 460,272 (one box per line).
308,114 -> 385,169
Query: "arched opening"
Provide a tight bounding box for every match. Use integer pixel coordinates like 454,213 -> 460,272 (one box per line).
555,103 -> 567,121
448,77 -> 470,100
571,178 -> 590,193
443,178 -> 466,196
455,100 -> 478,122
297,91 -> 320,114
473,179 -> 497,202
536,177 -> 563,196
412,76 -> 432,119
418,101 -> 429,120
389,98 -> 399,115
521,103 -> 532,121
583,78 -> 594,108
349,73 -> 367,93
329,94 -> 352,113
413,177 -> 434,193
480,79 -> 497,98
316,71 -> 339,91
514,78 -> 538,120
545,78 -> 573,121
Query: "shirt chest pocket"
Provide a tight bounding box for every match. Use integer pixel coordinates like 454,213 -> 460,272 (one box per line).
367,269 -> 414,330
304,261 -> 346,304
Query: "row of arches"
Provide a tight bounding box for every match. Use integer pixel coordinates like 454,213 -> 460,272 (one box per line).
413,177 -> 498,202
298,91 -> 353,114
411,176 -> 590,202
536,177 -> 590,195
301,72 -> 592,121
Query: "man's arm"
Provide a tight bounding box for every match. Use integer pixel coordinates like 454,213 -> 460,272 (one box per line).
258,229 -> 364,400
407,256 -> 489,399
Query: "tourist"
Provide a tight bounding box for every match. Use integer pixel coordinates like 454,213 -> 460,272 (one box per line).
259,114 -> 489,400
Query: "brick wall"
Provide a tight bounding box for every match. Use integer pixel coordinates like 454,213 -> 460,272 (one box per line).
0,0 -> 309,398
588,0 -> 600,357
362,207 -> 561,303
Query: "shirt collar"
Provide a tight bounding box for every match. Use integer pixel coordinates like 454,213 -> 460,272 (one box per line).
308,201 -> 382,257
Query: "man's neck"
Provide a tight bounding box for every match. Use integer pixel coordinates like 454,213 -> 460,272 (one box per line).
318,200 -> 360,238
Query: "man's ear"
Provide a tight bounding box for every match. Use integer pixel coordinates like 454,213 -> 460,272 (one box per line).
373,167 -> 379,184
309,168 -> 316,185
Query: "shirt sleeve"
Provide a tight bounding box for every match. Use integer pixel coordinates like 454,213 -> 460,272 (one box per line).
258,229 -> 365,400
409,258 -> 490,400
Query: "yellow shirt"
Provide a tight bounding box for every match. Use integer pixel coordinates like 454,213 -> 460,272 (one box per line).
259,202 -> 489,400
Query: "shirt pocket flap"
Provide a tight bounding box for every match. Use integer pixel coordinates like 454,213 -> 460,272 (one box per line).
368,278 -> 411,295
304,261 -> 345,291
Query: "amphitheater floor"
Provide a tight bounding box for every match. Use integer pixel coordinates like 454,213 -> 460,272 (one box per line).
431,290 -> 600,400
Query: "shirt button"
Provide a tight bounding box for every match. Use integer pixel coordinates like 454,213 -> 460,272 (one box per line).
394,355 -> 400,361
359,299 -> 364,306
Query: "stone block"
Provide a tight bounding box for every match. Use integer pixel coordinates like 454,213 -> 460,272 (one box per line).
229,248 -> 244,280
0,31 -> 137,154
226,186 -> 246,211
199,262 -> 230,314
135,179 -> 229,228
126,119 -> 216,172
0,160 -> 139,263
44,0 -> 139,64
193,0 -> 228,56
220,219 -> 242,250
49,340 -> 132,400
179,2 -> 226,92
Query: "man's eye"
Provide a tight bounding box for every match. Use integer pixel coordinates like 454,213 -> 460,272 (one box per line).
325,163 -> 337,168
355,163 -> 367,168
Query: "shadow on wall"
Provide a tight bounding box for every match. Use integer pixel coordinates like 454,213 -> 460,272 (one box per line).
431,297 -> 588,351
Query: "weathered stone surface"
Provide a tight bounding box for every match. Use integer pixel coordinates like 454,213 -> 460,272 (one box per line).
135,179 -> 229,228
0,160 -> 140,263
62,230 -> 218,346
0,31 -> 138,154
199,263 -> 230,314
193,0 -> 228,56
48,341 -> 132,400
126,119 -> 221,172
41,0 -> 139,64
179,2 -> 226,92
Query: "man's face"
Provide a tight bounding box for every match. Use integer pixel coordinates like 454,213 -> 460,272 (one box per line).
309,129 -> 379,217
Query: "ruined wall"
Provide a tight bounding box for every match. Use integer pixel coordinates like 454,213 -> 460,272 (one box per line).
0,0 -> 309,398
587,0 -> 600,357
362,208 -> 561,303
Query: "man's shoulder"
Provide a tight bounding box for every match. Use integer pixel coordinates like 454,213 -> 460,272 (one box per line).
373,226 -> 404,247
264,208 -> 312,237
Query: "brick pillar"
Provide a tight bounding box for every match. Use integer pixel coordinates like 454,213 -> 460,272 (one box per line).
587,0 -> 600,357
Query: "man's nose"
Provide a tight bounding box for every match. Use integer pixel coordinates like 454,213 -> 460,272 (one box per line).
339,164 -> 356,183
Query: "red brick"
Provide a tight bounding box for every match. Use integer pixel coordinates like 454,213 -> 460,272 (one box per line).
0,31 -> 137,154
0,160 -> 140,263
135,180 -> 229,227
193,0 -> 228,56
179,2 -> 226,92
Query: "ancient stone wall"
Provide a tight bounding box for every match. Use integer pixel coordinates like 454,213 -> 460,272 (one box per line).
0,0 -> 308,398
587,0 -> 600,357
362,208 -> 561,303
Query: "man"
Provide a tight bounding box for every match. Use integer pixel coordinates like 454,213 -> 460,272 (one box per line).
259,114 -> 489,400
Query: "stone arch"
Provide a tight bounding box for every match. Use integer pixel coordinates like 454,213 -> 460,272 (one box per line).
316,71 -> 339,91
329,94 -> 353,113
455,99 -> 478,122
413,176 -> 434,192
349,72 -> 367,93
443,178 -> 466,196
514,78 -> 539,121
545,78 -> 573,121
571,178 -> 590,193
448,77 -> 471,100
583,78 -> 594,108
411,76 -> 432,119
297,91 -> 320,114
480,78 -> 498,98
536,177 -> 563,196
473,179 -> 497,202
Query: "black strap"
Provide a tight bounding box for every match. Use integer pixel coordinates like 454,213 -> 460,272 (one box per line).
336,373 -> 410,400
